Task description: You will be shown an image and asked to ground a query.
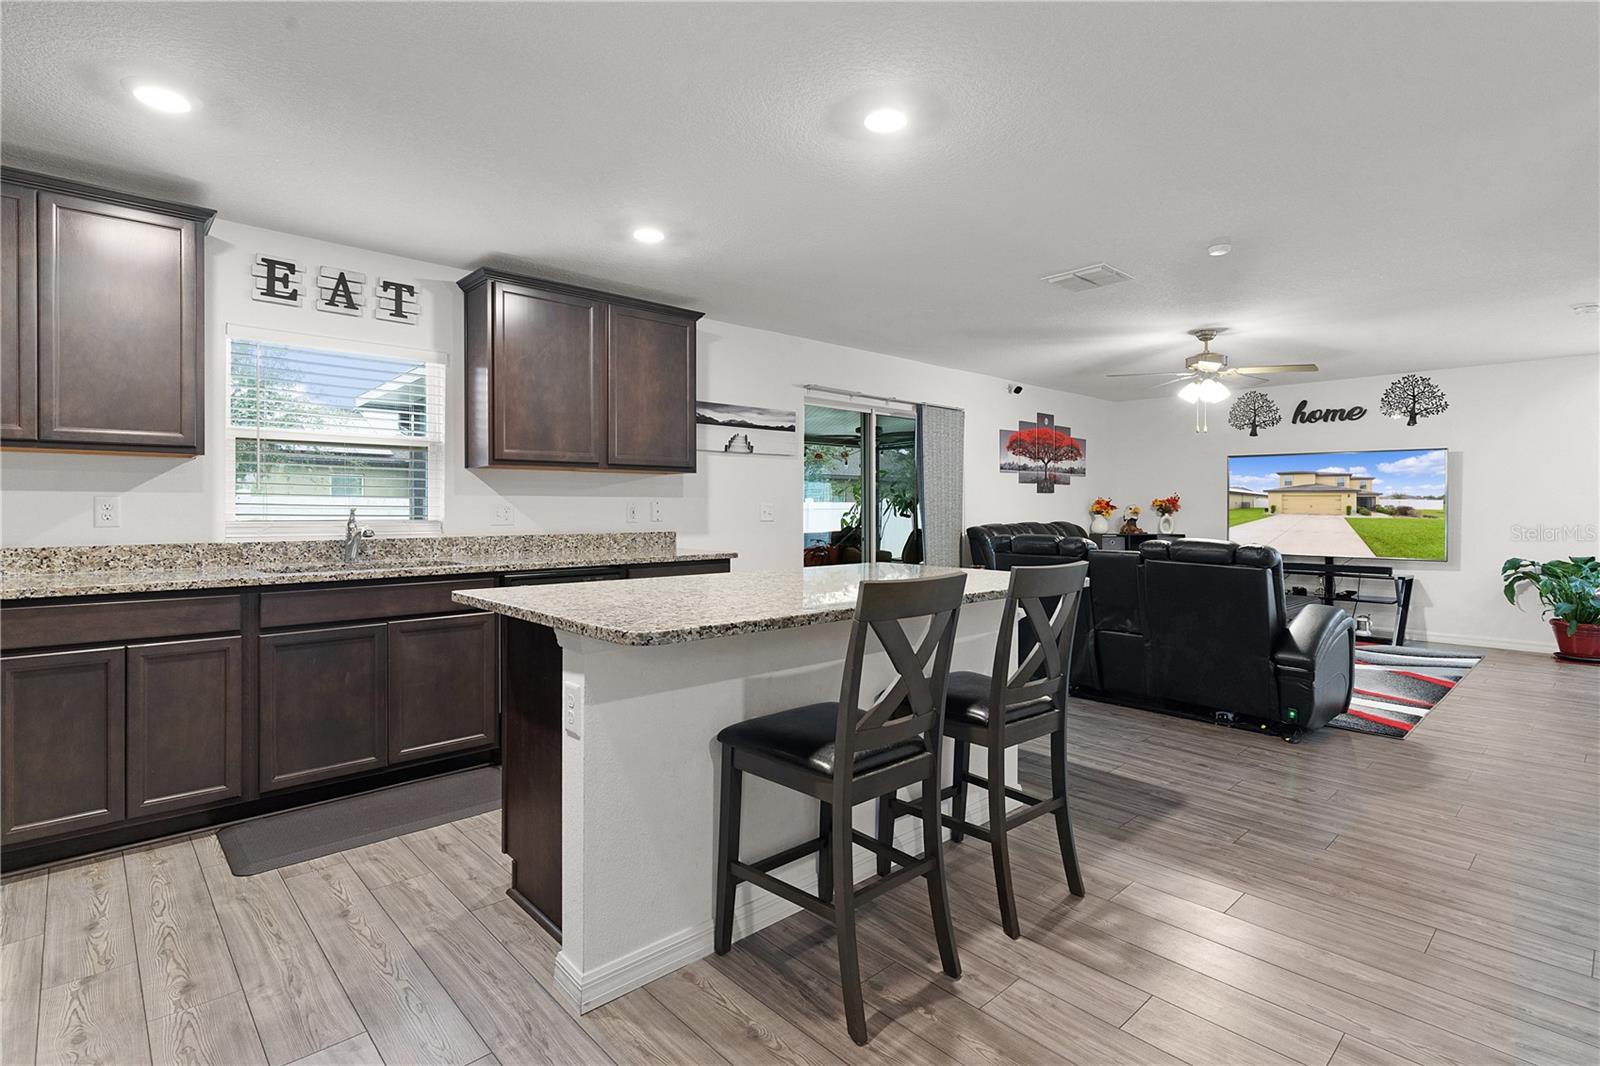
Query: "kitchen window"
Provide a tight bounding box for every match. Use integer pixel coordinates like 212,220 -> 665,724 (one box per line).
226,330 -> 446,537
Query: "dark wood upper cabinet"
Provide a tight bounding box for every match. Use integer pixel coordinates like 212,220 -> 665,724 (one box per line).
607,304 -> 696,468
126,636 -> 243,817
387,612 -> 496,763
459,268 -> 699,472
1,169 -> 213,455
1,182 -> 38,441
259,624 -> 389,792
1,646 -> 126,844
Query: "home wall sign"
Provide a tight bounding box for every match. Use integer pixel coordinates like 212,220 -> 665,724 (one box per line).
315,267 -> 366,316
1380,373 -> 1448,426
999,412 -> 1086,493
1290,399 -> 1367,425
252,254 -> 420,324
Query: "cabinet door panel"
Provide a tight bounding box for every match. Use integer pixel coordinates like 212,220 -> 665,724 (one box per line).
1,182 -> 37,440
1,647 -> 125,843
37,193 -> 199,449
606,304 -> 695,469
127,636 -> 243,817
493,283 -> 604,464
259,624 -> 388,792
388,613 -> 496,763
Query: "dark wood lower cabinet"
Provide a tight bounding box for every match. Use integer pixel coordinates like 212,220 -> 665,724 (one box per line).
388,612 -> 496,763
1,646 -> 125,844
259,623 -> 389,792
127,636 -> 243,817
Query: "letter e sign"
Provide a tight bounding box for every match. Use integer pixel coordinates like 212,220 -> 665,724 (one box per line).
375,278 -> 420,325
252,254 -> 303,307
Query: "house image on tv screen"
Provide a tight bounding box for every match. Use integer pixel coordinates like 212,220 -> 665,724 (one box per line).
1266,471 -> 1379,515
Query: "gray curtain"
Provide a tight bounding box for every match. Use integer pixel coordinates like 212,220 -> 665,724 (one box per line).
916,403 -> 965,568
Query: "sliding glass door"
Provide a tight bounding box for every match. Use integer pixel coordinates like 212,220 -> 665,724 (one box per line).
802,401 -> 920,566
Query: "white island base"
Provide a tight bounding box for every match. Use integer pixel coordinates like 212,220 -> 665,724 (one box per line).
456,565 -> 1015,1013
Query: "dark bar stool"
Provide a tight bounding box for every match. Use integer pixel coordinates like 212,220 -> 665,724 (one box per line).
713,572 -> 967,1045
877,560 -> 1088,939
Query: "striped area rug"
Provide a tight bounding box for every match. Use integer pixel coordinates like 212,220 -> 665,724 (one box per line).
1327,643 -> 1483,739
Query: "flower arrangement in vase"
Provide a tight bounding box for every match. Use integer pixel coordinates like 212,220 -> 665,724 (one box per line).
1089,497 -> 1116,535
1151,494 -> 1181,535
1119,505 -> 1142,535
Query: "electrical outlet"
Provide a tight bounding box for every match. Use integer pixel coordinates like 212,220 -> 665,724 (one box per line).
491,504 -> 514,526
625,501 -> 641,523
650,500 -> 663,523
93,496 -> 121,528
759,502 -> 775,522
562,680 -> 583,739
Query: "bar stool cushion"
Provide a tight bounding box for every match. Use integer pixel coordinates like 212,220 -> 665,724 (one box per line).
717,703 -> 926,775
943,670 -> 1053,725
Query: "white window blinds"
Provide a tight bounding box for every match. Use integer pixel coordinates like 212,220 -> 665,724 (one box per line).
227,335 -> 445,533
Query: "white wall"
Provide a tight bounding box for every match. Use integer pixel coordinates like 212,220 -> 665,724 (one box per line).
0,220 -> 1115,566
1103,354 -> 1600,651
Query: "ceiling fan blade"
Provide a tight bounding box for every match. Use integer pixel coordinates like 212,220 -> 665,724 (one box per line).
1227,363 -> 1319,375
1150,376 -> 1194,390
1105,371 -> 1192,379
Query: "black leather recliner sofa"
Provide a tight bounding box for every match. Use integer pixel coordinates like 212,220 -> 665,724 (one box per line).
964,525 -> 1355,736
966,521 -> 1090,569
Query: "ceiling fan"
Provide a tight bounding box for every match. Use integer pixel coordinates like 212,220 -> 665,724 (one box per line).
1107,328 -> 1319,431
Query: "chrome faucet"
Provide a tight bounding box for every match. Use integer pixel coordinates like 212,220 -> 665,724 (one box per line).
343,508 -> 375,564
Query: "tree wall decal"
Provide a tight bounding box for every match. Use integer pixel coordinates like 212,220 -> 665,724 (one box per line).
1380,374 -> 1449,426
1227,391 -> 1282,436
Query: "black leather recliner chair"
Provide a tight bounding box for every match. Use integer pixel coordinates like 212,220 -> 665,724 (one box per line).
964,525 -> 1355,735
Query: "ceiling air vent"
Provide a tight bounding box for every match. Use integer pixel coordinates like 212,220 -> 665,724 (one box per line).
1042,262 -> 1134,293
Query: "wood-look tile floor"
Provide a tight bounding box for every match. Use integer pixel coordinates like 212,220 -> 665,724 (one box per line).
3,647 -> 1596,1065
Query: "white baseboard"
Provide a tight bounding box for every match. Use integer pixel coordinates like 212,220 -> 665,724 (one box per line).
1402,629 -> 1551,654
553,821 -> 936,1014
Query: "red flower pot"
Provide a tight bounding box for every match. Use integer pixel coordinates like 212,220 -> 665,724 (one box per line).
1552,620 -> 1600,661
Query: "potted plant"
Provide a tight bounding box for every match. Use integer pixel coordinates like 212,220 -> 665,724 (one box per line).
1502,556 -> 1600,661
1089,497 -> 1116,535
1151,494 -> 1181,535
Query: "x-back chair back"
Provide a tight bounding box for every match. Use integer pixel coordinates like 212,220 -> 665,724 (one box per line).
834,573 -> 965,783
986,560 -> 1088,741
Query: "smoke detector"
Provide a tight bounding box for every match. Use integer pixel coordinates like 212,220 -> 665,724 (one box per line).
1042,262 -> 1134,293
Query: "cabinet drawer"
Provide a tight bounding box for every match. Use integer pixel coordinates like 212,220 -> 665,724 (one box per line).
259,577 -> 497,629
1,594 -> 242,651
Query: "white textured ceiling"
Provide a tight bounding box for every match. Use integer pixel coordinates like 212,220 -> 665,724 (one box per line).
3,2 -> 1596,399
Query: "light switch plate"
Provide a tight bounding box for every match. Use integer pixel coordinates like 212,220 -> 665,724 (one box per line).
759,502 -> 775,522
650,500 -> 663,523
562,680 -> 583,739
94,496 -> 121,528
625,502 -> 641,523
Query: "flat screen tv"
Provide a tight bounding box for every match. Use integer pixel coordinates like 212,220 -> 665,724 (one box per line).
1226,448 -> 1447,561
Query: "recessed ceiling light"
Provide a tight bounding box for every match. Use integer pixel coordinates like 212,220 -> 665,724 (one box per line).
126,82 -> 193,114
863,108 -> 908,134
1207,239 -> 1233,257
632,227 -> 665,244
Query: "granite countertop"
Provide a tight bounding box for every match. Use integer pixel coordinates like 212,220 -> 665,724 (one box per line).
452,562 -> 1012,646
0,533 -> 735,600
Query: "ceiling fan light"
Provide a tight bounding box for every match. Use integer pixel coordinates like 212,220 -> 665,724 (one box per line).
1191,358 -> 1224,373
1198,379 -> 1230,403
1177,382 -> 1202,404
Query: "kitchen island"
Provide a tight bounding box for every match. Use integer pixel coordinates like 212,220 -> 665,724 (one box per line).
454,563 -> 1016,1012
